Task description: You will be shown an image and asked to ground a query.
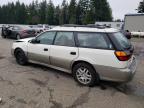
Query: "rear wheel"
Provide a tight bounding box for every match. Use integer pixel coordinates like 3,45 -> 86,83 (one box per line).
15,49 -> 28,65
73,63 -> 99,87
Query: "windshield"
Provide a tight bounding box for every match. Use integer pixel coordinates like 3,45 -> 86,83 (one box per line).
112,32 -> 131,50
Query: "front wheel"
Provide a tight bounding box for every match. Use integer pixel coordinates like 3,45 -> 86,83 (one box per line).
73,63 -> 99,87
15,49 -> 28,65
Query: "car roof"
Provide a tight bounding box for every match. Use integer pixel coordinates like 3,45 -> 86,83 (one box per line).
50,26 -> 119,33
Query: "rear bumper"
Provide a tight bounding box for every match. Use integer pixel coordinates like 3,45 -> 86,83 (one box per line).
95,57 -> 137,82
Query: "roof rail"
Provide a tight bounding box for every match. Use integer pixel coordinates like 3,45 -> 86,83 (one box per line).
61,24 -> 111,29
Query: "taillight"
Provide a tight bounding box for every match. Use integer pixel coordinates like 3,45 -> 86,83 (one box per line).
115,51 -> 132,61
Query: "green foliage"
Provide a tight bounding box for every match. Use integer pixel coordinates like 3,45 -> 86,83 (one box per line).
54,6 -> 60,25
90,0 -> 113,21
59,0 -> 69,24
68,0 -> 77,24
0,0 -> 113,25
46,0 -> 55,25
138,1 -> 144,13
77,0 -> 90,24
39,0 -> 47,24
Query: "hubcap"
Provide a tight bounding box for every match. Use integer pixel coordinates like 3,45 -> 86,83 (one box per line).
76,67 -> 92,84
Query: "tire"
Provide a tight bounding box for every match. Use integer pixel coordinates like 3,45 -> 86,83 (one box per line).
15,49 -> 28,65
73,63 -> 99,87
16,34 -> 21,40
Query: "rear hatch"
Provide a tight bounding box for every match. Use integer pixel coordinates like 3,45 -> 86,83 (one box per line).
108,32 -> 135,68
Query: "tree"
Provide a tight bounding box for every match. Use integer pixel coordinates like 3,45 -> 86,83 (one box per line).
46,0 -> 55,25
54,6 -> 60,25
77,0 -> 90,24
90,0 -> 113,22
68,0 -> 77,24
60,0 -> 69,24
138,0 -> 144,13
28,1 -> 40,24
39,0 -> 47,24
83,8 -> 95,24
0,0 -> 113,25
17,3 -> 27,24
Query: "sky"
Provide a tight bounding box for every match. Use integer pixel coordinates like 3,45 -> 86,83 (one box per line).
0,0 -> 142,20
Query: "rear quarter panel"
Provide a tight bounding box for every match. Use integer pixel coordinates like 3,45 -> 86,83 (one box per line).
76,48 -> 128,69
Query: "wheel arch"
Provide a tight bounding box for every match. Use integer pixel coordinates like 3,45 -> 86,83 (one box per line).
14,48 -> 26,57
71,60 -> 97,74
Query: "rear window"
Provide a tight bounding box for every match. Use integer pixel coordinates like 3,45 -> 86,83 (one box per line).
77,32 -> 113,49
111,32 -> 131,50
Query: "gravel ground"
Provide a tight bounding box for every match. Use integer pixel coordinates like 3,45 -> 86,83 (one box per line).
0,37 -> 144,108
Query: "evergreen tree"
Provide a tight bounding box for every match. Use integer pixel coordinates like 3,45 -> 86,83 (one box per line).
59,0 -> 69,24
28,1 -> 39,24
76,4 -> 82,24
83,8 -> 95,24
17,3 -> 27,24
0,0 -> 113,25
39,0 -> 47,24
77,0 -> 90,24
54,6 -> 60,25
46,0 -> 55,25
91,0 -> 112,21
68,0 -> 77,24
138,1 -> 144,13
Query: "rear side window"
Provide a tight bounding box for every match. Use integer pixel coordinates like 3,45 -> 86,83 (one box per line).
77,32 -> 113,49
109,32 -> 131,50
54,32 -> 75,47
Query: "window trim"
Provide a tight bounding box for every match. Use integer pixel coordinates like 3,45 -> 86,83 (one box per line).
35,31 -> 56,45
53,31 -> 76,47
75,32 -> 114,50
108,32 -> 132,51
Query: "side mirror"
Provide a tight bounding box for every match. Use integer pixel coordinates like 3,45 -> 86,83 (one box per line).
31,39 -> 40,44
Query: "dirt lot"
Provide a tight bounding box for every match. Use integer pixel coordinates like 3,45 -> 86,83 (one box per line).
0,37 -> 144,108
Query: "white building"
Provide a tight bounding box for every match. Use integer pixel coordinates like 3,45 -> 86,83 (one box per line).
95,22 -> 123,30
124,13 -> 144,32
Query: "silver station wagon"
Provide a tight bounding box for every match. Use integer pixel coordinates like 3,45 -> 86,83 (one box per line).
11,25 -> 137,86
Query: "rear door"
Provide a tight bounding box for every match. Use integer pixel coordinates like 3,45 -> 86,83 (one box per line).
50,31 -> 78,70
27,31 -> 56,64
76,32 -> 116,67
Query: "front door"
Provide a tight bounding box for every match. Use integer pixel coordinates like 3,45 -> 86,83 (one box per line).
27,31 -> 56,64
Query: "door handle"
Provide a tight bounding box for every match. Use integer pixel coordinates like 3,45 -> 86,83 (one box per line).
70,52 -> 76,55
44,48 -> 48,51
